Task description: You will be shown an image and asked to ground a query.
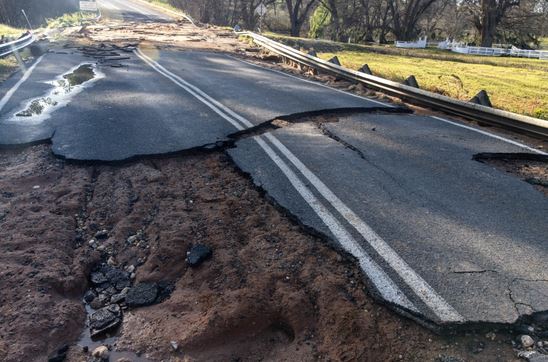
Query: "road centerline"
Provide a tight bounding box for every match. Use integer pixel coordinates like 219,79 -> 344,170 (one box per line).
135,47 -> 465,323
0,55 -> 45,113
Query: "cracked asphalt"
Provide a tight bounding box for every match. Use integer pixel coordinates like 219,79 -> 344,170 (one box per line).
0,0 -> 546,328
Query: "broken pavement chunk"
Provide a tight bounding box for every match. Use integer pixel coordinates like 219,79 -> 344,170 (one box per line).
90,304 -> 122,337
126,282 -> 159,307
90,271 -> 108,285
186,244 -> 212,267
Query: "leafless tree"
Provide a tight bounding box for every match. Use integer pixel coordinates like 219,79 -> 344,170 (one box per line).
284,0 -> 319,36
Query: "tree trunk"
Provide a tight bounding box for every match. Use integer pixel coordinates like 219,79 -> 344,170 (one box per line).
290,17 -> 301,36
480,0 -> 497,46
327,0 -> 340,41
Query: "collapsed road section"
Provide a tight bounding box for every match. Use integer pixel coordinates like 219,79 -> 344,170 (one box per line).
0,144 -> 525,362
0,4 -> 547,361
1,38 -> 547,327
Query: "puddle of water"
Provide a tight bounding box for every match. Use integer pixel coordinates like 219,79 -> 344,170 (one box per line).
77,304 -> 152,361
9,63 -> 104,125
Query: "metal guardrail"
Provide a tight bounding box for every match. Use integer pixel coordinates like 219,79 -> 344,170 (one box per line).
0,33 -> 36,58
244,32 -> 548,139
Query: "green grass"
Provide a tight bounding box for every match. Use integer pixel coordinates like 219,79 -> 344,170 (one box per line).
0,25 -> 26,81
46,12 -> 98,28
0,24 -> 24,38
267,34 -> 548,120
540,38 -> 548,50
0,57 -> 19,82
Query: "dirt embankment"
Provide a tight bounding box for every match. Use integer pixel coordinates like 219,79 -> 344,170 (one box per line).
0,144 -> 521,362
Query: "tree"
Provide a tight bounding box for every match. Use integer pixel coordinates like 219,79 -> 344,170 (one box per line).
285,0 -> 319,36
388,0 -> 440,40
463,0 -> 520,46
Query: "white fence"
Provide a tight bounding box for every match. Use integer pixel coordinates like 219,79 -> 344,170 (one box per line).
436,38 -> 548,60
395,37 -> 427,49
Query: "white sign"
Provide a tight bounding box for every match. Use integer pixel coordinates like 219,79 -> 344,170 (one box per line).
255,3 -> 267,17
80,1 -> 98,12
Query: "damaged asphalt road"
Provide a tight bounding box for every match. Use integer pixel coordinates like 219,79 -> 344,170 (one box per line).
0,48 -> 390,161
228,114 -> 548,325
0,0 -> 547,349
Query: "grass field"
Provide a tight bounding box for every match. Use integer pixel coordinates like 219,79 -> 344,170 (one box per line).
0,24 -> 24,38
269,34 -> 548,120
0,24 -> 25,82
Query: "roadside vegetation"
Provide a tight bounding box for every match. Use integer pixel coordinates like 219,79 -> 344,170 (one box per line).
46,12 -> 98,29
140,0 -> 186,15
0,57 -> 18,82
269,34 -> 548,120
0,24 -> 24,82
0,23 -> 23,38
0,12 -> 98,82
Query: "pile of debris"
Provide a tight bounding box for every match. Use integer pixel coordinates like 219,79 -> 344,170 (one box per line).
84,263 -> 174,338
79,43 -> 137,68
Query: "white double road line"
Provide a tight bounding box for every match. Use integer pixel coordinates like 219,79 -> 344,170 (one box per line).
135,48 -> 466,322
0,55 -> 45,113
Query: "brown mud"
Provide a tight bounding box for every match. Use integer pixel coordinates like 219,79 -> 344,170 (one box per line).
0,144 -> 521,362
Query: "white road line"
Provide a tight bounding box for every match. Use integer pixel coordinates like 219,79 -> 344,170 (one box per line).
263,133 -> 464,322
230,55 -> 544,156
135,49 -> 245,131
130,0 -> 197,24
431,116 -> 547,155
0,55 -> 45,113
136,47 -> 421,312
226,55 -> 393,108
135,47 -> 469,321
253,136 -> 418,312
254,136 -> 418,311
135,49 -> 254,128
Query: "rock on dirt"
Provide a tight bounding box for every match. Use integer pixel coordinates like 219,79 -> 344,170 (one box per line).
186,244 -> 212,267
92,345 -> 109,360
522,335 -> 536,348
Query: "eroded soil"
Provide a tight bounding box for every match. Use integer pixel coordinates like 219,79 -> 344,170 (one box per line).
0,144 -> 522,362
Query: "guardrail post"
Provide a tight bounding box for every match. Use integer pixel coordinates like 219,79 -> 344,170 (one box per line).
470,90 -> 492,108
359,64 -> 372,75
404,75 -> 420,88
328,56 -> 341,66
